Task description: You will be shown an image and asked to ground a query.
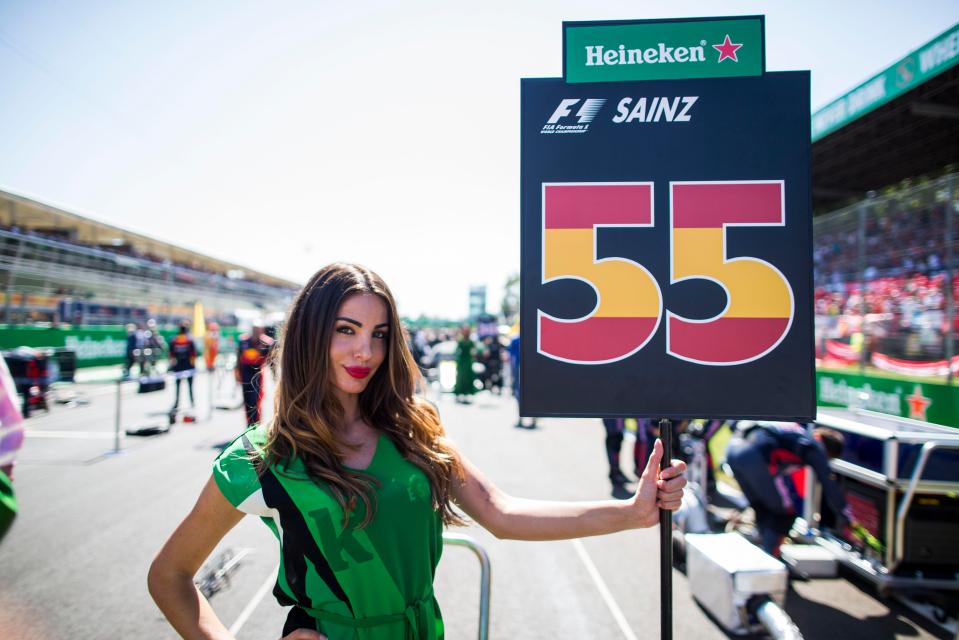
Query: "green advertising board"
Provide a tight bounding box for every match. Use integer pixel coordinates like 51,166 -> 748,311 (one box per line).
817,368 -> 959,429
0,325 -> 241,369
563,15 -> 765,83
811,22 -> 959,141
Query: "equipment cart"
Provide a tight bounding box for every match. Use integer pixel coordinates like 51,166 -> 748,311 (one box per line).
813,408 -> 959,632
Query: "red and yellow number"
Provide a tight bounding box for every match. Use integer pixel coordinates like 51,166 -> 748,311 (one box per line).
667,181 -> 794,365
539,183 -> 662,364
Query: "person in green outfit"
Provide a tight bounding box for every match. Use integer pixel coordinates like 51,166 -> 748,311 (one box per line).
148,263 -> 687,640
452,325 -> 476,404
0,351 -> 25,544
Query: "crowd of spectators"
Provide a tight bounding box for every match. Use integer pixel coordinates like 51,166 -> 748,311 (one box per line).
0,223 -> 296,297
814,201 -> 957,361
0,223 -> 297,325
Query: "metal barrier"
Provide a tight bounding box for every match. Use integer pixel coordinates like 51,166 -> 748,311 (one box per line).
894,440 -> 959,568
814,408 -> 959,593
442,532 -> 491,640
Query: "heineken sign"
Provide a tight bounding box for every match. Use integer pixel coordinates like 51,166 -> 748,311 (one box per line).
564,16 -> 765,83
817,369 -> 959,429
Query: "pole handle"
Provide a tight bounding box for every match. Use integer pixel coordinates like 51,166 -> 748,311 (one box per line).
658,418 -> 673,640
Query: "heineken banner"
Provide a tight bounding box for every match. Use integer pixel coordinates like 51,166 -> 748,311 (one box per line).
0,325 -> 240,369
520,70 -> 813,420
564,15 -> 765,83
817,369 -> 959,430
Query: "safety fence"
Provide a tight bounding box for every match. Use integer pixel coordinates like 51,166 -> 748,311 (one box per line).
814,173 -> 959,386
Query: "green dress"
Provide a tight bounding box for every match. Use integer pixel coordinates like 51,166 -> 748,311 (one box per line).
213,424 -> 444,639
0,470 -> 15,541
452,337 -> 476,396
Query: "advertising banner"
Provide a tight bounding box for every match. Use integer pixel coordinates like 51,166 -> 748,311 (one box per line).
817,368 -> 959,429
0,325 -> 240,369
812,22 -> 959,141
520,71 -> 813,420
564,16 -> 764,83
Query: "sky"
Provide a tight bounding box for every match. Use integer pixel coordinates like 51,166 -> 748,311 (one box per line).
0,1 -> 957,319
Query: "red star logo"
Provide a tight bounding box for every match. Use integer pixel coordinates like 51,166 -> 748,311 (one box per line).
906,385 -> 931,421
712,34 -> 743,63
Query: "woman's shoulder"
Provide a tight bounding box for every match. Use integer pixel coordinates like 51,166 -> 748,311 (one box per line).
217,423 -> 269,459
212,424 -> 269,508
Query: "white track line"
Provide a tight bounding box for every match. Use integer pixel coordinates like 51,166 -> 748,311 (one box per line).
572,538 -> 639,640
25,430 -> 119,439
229,563 -> 279,637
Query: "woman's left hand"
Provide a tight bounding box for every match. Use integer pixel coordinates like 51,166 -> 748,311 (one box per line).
630,438 -> 687,529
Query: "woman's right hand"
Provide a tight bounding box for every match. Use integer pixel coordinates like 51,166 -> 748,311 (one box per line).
280,630 -> 326,640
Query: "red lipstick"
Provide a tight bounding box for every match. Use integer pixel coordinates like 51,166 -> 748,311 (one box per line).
345,366 -> 371,379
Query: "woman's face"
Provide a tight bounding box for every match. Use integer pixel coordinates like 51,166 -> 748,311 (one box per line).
329,292 -> 389,402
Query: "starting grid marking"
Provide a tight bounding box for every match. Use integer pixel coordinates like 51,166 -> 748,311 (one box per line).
572,538 -> 639,640
230,563 -> 280,637
25,430 -> 120,439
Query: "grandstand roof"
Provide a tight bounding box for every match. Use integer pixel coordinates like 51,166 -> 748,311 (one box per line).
0,188 -> 300,290
811,23 -> 959,213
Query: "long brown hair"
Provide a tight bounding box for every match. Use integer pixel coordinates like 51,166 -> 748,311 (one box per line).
261,262 -> 464,527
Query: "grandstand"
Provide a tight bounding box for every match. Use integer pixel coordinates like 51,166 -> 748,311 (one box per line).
811,23 -> 959,212
0,188 -> 299,327
811,23 -> 959,426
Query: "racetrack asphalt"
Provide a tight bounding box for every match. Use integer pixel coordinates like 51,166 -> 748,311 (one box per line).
0,370 -> 949,639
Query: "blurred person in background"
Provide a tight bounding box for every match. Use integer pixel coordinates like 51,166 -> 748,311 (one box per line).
235,321 -> 275,427
411,328 -> 433,377
507,328 -> 536,429
0,352 -> 25,543
601,418 -> 657,489
148,262 -> 687,639
169,322 -> 198,416
477,334 -> 504,394
123,322 -> 141,378
453,324 -> 476,404
725,421 -> 849,557
142,318 -> 167,376
203,321 -> 220,371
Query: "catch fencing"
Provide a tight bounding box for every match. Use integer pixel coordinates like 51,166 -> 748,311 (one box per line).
814,173 -> 959,383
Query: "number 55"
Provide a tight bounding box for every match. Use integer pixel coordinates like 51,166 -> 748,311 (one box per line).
538,180 -> 793,366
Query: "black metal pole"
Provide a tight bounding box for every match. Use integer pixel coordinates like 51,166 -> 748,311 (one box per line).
658,418 -> 673,640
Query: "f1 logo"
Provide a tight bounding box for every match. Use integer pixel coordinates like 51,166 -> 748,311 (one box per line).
547,98 -> 606,124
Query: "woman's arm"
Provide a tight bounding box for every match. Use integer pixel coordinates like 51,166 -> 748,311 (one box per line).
147,476 -> 245,640
451,439 -> 686,541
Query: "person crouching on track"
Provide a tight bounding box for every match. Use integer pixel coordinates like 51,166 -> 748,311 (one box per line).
148,262 -> 687,640
725,421 -> 849,558
169,322 -> 197,415
235,321 -> 275,427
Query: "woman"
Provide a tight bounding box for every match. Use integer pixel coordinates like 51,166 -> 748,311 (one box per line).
452,325 -> 476,403
148,263 -> 686,640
